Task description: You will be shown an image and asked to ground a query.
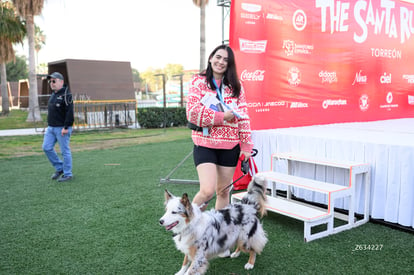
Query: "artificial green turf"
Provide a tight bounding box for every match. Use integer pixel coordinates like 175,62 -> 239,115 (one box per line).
1,138 -> 413,274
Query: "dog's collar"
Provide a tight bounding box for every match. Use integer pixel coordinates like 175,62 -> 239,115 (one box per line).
172,232 -> 182,241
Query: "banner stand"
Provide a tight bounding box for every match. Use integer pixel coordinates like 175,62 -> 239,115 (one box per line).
159,150 -> 199,185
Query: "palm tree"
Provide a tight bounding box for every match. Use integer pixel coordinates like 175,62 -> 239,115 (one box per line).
192,0 -> 209,72
12,0 -> 44,122
34,25 -> 46,71
0,1 -> 26,115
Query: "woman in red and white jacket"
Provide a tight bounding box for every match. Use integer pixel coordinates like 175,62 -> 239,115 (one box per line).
186,44 -> 253,211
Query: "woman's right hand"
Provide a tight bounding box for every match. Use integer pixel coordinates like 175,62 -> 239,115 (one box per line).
223,110 -> 235,122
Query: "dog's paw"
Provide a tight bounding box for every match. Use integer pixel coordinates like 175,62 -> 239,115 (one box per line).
218,249 -> 231,258
175,266 -> 188,275
244,263 -> 254,270
230,251 -> 240,258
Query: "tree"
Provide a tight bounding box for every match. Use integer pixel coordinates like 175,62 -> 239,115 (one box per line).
5,55 -> 28,81
0,1 -> 26,115
141,67 -> 164,93
12,0 -> 44,122
131,68 -> 142,83
140,65 -> 184,93
164,64 -> 184,79
34,25 -> 45,70
192,0 -> 209,72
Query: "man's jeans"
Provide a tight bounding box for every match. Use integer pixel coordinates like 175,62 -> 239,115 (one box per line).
42,126 -> 73,177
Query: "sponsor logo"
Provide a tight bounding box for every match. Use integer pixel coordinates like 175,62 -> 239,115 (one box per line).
380,92 -> 398,109
288,67 -> 301,86
403,75 -> 414,84
247,101 -> 286,108
239,38 -> 267,54
240,3 -> 262,25
386,92 -> 393,104
380,73 -> 392,84
352,70 -> 368,85
283,40 -> 295,56
247,100 -> 285,113
319,71 -> 338,84
322,99 -> 347,109
241,3 -> 262,13
266,13 -> 283,21
247,102 -> 262,108
264,101 -> 286,107
283,40 -> 313,56
408,95 -> 414,105
241,13 -> 261,23
241,69 -> 265,81
290,102 -> 308,108
293,9 -> 307,31
359,94 -> 369,111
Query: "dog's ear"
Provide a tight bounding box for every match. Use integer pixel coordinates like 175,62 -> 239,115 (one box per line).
164,189 -> 174,203
181,193 -> 193,218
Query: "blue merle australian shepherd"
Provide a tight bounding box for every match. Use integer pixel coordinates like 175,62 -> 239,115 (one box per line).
159,176 -> 268,275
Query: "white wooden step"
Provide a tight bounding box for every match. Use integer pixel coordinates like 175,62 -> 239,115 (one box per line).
257,171 -> 349,193
232,192 -> 330,222
273,152 -> 370,172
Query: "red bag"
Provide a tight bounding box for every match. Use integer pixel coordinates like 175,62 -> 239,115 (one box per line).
232,154 -> 259,191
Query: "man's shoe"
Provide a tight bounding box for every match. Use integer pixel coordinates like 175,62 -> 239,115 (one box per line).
57,175 -> 72,182
51,171 -> 63,180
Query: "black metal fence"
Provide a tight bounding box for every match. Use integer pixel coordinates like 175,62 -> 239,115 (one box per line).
73,100 -> 137,130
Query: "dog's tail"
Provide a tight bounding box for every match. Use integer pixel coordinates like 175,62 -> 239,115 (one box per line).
240,175 -> 267,217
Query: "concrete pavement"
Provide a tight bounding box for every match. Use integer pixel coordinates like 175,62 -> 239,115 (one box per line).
0,128 -> 44,136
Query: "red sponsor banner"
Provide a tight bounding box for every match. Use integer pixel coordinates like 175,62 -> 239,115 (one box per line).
230,0 -> 414,130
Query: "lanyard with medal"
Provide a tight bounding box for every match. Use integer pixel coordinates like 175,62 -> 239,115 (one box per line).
212,78 -> 242,118
202,78 -> 242,136
202,78 -> 226,136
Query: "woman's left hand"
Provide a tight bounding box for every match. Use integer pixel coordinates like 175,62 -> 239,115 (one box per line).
240,150 -> 251,161
223,110 -> 235,122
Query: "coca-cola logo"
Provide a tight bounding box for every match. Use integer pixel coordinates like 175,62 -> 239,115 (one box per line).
241,70 -> 265,81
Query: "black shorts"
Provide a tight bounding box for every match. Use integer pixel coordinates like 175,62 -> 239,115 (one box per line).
193,144 -> 240,167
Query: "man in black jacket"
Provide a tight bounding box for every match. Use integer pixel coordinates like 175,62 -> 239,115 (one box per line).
42,72 -> 74,182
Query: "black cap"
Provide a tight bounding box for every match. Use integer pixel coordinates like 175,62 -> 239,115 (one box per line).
47,72 -> 64,80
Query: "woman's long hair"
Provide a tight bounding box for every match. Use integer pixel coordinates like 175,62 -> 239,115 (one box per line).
201,45 -> 241,98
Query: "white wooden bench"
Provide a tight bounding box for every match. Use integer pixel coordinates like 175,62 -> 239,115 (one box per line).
231,153 -> 370,242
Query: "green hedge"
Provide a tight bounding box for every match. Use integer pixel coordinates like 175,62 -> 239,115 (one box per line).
137,107 -> 187,128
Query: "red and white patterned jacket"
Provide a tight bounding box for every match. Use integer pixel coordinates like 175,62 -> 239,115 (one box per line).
186,74 -> 254,153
